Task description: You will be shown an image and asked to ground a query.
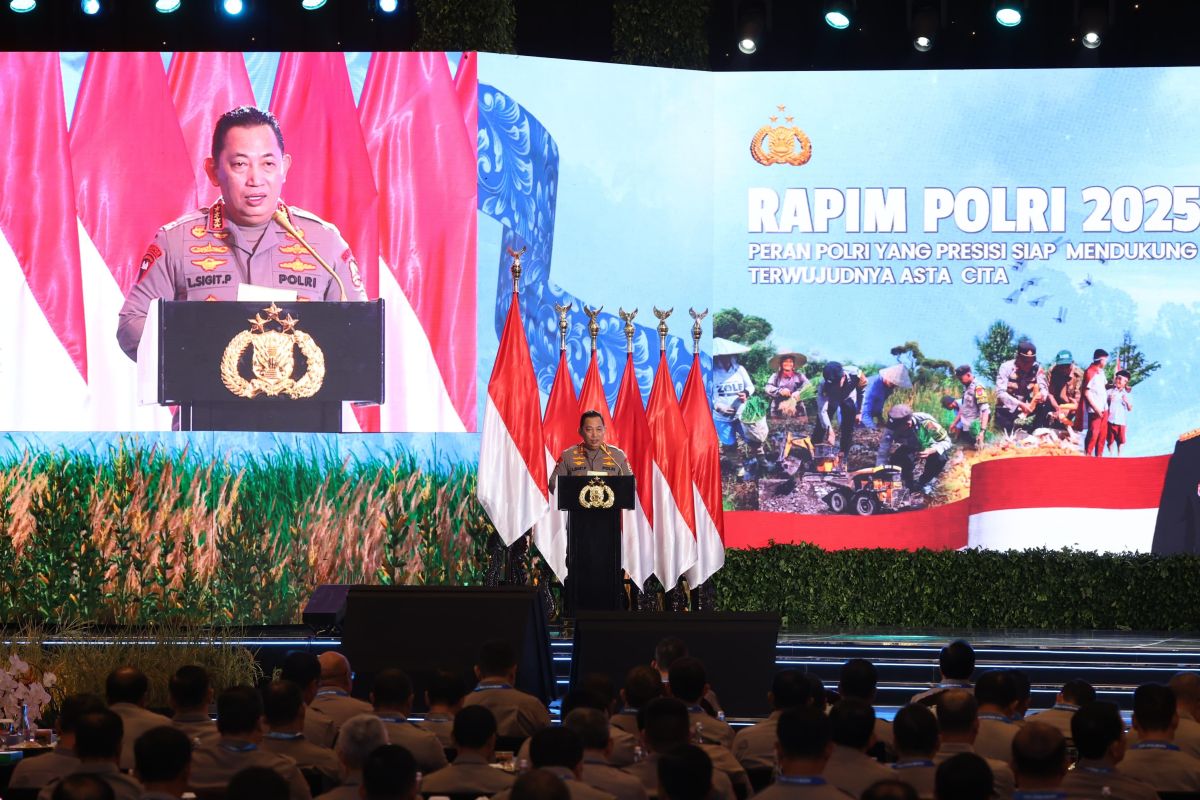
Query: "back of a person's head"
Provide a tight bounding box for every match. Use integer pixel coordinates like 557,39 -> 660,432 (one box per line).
893,704 -> 939,757
839,658 -> 878,701
560,688 -> 607,718
363,744 -> 418,800
169,664 -> 210,709
1170,672 -> 1200,708
105,665 -> 149,705
829,698 -> 876,750
75,709 -> 124,760
666,656 -> 706,704
529,726 -> 584,770
776,706 -> 831,760
654,637 -> 688,671
579,673 -> 616,710
1061,679 -> 1096,706
51,773 -> 116,800
657,744 -> 712,800
371,668 -> 413,708
861,779 -> 920,800
453,704 -> 498,750
478,639 -> 518,677
57,693 -> 107,735
427,667 -> 468,706
280,651 -> 321,689
262,680 -> 304,728
563,708 -> 609,751
1071,701 -> 1124,759
936,689 -> 979,734
934,752 -> 993,800
770,669 -> 811,710
511,768 -> 570,800
804,673 -> 828,714
227,766 -> 289,800
134,725 -> 192,783
974,670 -> 1017,708
337,714 -> 390,769
624,665 -> 664,709
1134,683 -> 1176,732
1012,721 -> 1067,779
640,697 -> 690,751
217,685 -> 262,735
939,640 -> 975,681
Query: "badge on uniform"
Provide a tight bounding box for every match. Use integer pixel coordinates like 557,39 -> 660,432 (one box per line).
137,243 -> 163,283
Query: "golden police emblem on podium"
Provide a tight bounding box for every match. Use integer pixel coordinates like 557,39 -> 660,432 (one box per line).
220,302 -> 326,399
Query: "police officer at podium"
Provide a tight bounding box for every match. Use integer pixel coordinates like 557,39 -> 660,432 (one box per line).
549,410 -> 631,488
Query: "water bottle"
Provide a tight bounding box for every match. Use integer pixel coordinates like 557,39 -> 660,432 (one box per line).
717,711 -> 726,723
633,744 -> 645,763
516,758 -> 530,775
16,703 -> 31,743
693,721 -> 704,744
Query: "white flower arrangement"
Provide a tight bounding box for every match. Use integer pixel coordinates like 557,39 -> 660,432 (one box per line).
0,654 -> 55,726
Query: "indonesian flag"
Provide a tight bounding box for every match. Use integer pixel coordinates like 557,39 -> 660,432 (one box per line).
532,348 -> 578,580
577,350 -> 613,428
610,352 -> 655,588
478,290 -> 549,546
645,351 -> 697,587
680,352 -> 725,586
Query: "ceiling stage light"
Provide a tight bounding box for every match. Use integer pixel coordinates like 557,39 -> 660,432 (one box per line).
995,6 -> 1022,26
909,0 -> 942,52
155,0 -> 180,10
824,1 -> 853,30
301,0 -> 325,8
10,0 -> 36,12
738,37 -> 757,54
221,0 -> 243,15
378,0 -> 398,12
81,0 -> 100,14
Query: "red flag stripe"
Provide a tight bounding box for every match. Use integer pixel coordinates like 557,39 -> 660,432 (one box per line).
968,454 -> 1167,513
488,291 -> 549,498
544,349 -> 580,455
611,352 -> 655,525
680,352 -> 724,537
646,351 -> 697,534
577,352 -> 613,429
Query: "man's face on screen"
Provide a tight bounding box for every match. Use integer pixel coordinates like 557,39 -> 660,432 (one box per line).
205,124 -> 292,227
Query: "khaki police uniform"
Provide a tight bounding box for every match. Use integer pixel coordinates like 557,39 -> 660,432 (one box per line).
1025,704 -> 1078,740
548,444 -> 632,492
172,711 -> 219,749
109,702 -> 173,772
580,754 -> 649,800
754,775 -> 854,799
821,744 -> 894,799
309,688 -> 373,731
1117,740 -> 1200,792
1061,758 -> 1158,800
610,711 -> 639,737
304,704 -> 338,749
621,753 -> 737,800
973,714 -> 1019,763
911,679 -> 973,706
117,199 -> 367,360
689,708 -> 735,749
732,711 -> 780,770
889,758 -> 937,799
189,738 -> 312,800
493,766 -> 616,800
419,752 -> 516,796
461,681 -> 551,739
314,775 -> 360,800
415,711 -> 455,749
37,762 -> 144,800
517,725 -> 638,768
9,746 -> 79,789
372,712 -> 449,773
935,741 -> 1015,798
260,731 -> 341,785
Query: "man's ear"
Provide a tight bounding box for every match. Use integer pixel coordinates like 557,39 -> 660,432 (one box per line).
204,157 -> 220,187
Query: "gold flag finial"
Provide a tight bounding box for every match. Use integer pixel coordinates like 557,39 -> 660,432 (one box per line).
688,307 -> 708,355
584,305 -> 603,352
653,306 -> 673,353
618,307 -> 638,354
554,302 -> 572,351
506,245 -> 527,291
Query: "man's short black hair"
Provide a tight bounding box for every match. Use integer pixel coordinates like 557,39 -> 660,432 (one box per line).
667,657 -> 706,704
452,705 -> 497,749
262,680 -> 304,728
217,685 -> 263,735
772,669 -> 812,709
563,708 -> 609,751
1061,679 -> 1096,706
228,766 -> 289,800
579,410 -> 604,428
657,744 -> 712,800
936,690 -> 978,734
75,710 -> 124,760
935,752 -> 993,800
511,769 -> 569,800
829,698 -> 876,750
57,693 -> 106,735
105,666 -> 149,706
280,651 -> 321,689
51,774 -> 115,800
372,668 -> 414,708
624,665 -> 664,709
893,704 -> 939,757
363,744 -> 418,800
839,659 -> 878,701
861,780 -> 919,800
211,106 -> 286,161
777,706 -> 831,759
1071,701 -> 1124,759
529,726 -> 584,770
955,365 -> 973,378
579,673 -> 616,708
654,637 -> 688,670
560,688 -> 608,717
939,640 -> 975,681
974,670 -> 1018,708
805,673 -> 828,714
1134,683 -> 1177,732
1012,721 -> 1067,778
1010,670 -> 1031,704
169,665 -> 210,709
478,640 -> 518,677
639,697 -> 690,751
134,726 -> 192,783
427,667 -> 467,706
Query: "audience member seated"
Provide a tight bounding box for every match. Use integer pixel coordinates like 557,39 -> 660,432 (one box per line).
361,745 -> 418,800
933,690 -> 1014,799
657,745 -> 713,800
105,666 -> 172,771
461,640 -> 551,740
169,665 -> 219,749
840,658 -> 894,753
134,726 -> 193,800
261,680 -> 341,785
666,657 -> 733,748
50,774 -> 116,800
415,667 -> 466,749
621,697 -> 736,800
911,641 -> 975,705
971,671 -> 1019,762
613,666 -> 663,737
1010,722 -> 1070,800
10,693 -> 105,789
933,752 -> 992,800
38,710 -> 143,800
732,669 -> 810,771
316,714 -> 389,800
652,637 -> 721,717
861,781 -> 919,800
1062,701 -> 1156,800
564,708 -> 648,800
281,652 -> 338,749
368,668 -> 448,774
496,728 -> 615,800
511,769 -> 570,800
228,768 -> 290,800
822,699 -> 894,798
1026,679 -> 1094,740
1118,682 -> 1200,792
189,685 -> 312,800
518,690 -> 636,768
313,653 -> 373,731
889,704 -> 941,799
753,706 -> 851,799
419,705 -> 515,797
1009,671 -> 1032,725
1164,672 -> 1200,757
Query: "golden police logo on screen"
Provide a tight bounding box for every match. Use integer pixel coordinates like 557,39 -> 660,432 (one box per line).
220,303 -> 325,399
750,104 -> 812,167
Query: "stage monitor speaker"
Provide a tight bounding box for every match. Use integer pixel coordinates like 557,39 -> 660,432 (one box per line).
302,584 -> 351,632
570,611 -> 781,718
340,586 -> 555,709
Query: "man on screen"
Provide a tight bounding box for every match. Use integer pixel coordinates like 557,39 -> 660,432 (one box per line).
548,411 -> 631,490
116,106 -> 367,360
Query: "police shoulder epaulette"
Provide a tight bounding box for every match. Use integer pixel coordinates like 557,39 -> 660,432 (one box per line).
605,444 -> 626,457
1180,428 -> 1200,442
161,207 -> 208,232
288,205 -> 341,233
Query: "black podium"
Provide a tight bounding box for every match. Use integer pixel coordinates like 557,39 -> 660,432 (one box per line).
147,300 -> 384,432
556,475 -> 635,616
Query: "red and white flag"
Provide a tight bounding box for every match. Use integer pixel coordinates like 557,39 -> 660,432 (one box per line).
478,290 -> 549,546
610,352 -> 656,588
532,347 -> 578,580
680,352 -> 725,586
645,352 -> 697,587
577,350 -> 613,428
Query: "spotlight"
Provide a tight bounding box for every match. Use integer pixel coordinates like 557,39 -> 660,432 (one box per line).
1077,0 -> 1111,49
736,0 -> 768,55
155,0 -> 180,10
738,37 -> 757,54
994,1 -> 1023,27
9,0 -> 36,11
378,0 -> 398,11
81,0 -> 100,13
824,0 -> 853,30
301,0 -> 324,7
909,0 -> 942,52
220,0 -> 243,14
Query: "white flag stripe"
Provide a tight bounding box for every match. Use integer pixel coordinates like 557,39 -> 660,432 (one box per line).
649,460 -> 697,588
532,448 -> 569,580
621,494 -> 654,589
684,483 -> 725,587
968,507 -> 1156,553
478,394 -> 550,546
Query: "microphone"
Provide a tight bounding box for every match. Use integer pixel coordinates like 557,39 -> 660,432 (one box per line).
272,208 -> 348,302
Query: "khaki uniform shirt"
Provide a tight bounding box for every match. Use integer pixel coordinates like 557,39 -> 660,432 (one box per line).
610,712 -> 639,737
461,681 -> 551,739
935,741 -> 1015,799
689,709 -> 735,749
109,702 -> 173,771
580,754 -> 649,800
911,679 -> 973,706
974,715 -> 1019,763
10,746 -> 79,789
189,738 -> 312,800
821,744 -> 894,799
1062,759 -> 1158,800
415,712 -> 455,749
117,200 -> 367,359
37,762 -> 144,800
517,725 -> 637,768
1025,704 -> 1078,741
373,712 -> 449,774
1117,741 -> 1200,792
732,711 -> 780,770
493,766 -> 616,800
314,775 -> 360,800
172,711 -> 220,749
889,759 -> 937,799
305,704 -> 338,749
419,752 -> 516,796
621,753 -> 736,800
754,776 -> 854,799
260,732 -> 341,782
309,689 -> 373,732
549,444 -> 632,492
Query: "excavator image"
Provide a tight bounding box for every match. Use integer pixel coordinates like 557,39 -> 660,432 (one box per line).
772,432 -> 911,515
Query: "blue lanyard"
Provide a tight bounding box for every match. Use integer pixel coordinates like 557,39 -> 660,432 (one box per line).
893,760 -> 934,770
776,775 -> 826,786
474,683 -> 513,691
220,742 -> 257,752
1051,704 -> 1079,712
1132,741 -> 1180,751
377,715 -> 411,724
265,732 -> 303,740
1077,765 -> 1113,775
316,689 -> 349,698
979,713 -> 1011,723
1013,793 -> 1067,800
